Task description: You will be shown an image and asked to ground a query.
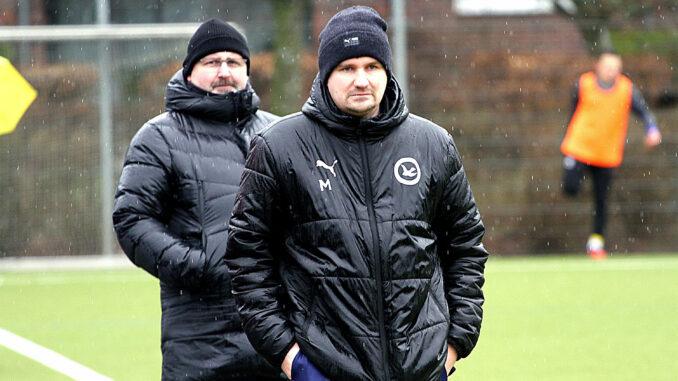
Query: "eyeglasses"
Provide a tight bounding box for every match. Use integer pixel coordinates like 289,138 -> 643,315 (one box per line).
198,57 -> 247,70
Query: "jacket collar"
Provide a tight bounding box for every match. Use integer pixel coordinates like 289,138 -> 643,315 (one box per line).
302,73 -> 409,138
164,70 -> 260,124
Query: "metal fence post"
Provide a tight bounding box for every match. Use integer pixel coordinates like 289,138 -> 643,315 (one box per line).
97,0 -> 114,255
391,0 -> 408,103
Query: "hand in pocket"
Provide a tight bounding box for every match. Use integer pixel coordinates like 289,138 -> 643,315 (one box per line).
291,352 -> 330,381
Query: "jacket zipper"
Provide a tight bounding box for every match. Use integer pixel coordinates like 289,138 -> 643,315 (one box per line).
358,132 -> 391,380
189,121 -> 208,286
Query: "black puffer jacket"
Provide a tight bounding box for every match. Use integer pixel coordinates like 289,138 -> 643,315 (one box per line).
225,75 -> 488,381
113,71 -> 280,380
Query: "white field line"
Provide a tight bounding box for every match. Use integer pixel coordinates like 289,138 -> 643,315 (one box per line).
0,327 -> 113,381
0,255 -> 134,272
0,255 -> 147,286
487,256 -> 678,273
0,273 -> 150,286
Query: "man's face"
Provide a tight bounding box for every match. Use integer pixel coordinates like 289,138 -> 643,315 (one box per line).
327,56 -> 388,119
187,51 -> 248,94
595,53 -> 622,84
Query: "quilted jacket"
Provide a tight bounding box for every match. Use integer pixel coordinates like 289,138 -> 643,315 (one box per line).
225,75 -> 488,381
113,70 -> 280,380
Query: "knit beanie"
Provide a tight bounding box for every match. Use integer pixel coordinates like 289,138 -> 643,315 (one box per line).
318,6 -> 392,83
182,19 -> 250,81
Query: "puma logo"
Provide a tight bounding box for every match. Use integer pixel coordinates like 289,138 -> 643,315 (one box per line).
400,165 -> 417,178
316,159 -> 338,177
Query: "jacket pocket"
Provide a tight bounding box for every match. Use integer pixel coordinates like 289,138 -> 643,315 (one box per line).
196,180 -> 209,273
428,279 -> 449,322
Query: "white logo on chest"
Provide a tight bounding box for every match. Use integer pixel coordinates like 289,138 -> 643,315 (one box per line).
394,157 -> 421,185
316,159 -> 338,177
316,159 -> 338,191
318,178 -> 332,192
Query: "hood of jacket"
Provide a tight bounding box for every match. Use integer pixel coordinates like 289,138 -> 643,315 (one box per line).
164,69 -> 261,124
301,73 -> 409,138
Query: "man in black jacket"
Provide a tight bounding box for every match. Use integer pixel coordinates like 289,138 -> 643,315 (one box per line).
113,19 -> 282,381
225,6 -> 488,381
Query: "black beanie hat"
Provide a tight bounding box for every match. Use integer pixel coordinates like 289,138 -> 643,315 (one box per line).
182,19 -> 250,81
318,6 -> 392,83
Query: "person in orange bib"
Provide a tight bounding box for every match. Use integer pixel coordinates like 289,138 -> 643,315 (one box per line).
560,51 -> 662,260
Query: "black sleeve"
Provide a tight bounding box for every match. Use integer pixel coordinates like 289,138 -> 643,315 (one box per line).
225,135 -> 295,368
568,80 -> 580,123
112,123 -> 206,289
630,84 -> 658,130
435,137 -> 489,359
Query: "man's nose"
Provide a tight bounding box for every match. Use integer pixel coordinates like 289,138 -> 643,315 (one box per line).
354,70 -> 369,87
217,62 -> 232,77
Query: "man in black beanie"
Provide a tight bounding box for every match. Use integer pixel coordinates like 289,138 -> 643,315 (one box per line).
225,6 -> 487,381
113,18 -> 282,381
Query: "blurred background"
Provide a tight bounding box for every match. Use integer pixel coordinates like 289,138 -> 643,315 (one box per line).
1,0 -> 677,258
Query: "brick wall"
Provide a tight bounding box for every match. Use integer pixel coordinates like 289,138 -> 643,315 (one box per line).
0,0 -> 46,25
309,1 -> 588,113
0,0 -> 17,24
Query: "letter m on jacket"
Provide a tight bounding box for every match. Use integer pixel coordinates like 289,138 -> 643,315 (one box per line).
319,178 -> 332,191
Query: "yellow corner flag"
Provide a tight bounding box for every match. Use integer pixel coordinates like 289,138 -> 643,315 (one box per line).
0,56 -> 37,136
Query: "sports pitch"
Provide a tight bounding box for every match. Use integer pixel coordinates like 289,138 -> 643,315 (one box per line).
1,254 -> 677,380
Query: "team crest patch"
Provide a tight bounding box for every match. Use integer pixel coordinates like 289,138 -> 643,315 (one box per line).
394,157 -> 421,185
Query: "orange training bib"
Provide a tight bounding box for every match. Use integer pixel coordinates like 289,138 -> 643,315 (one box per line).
561,72 -> 633,167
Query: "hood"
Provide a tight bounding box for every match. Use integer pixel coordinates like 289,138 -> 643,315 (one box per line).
164,70 -> 261,124
301,73 -> 409,138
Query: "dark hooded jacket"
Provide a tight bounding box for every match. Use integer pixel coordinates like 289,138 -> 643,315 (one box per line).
225,75 -> 488,381
113,70 -> 280,380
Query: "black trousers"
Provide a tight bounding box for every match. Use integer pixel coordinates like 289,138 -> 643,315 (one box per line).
562,156 -> 614,236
